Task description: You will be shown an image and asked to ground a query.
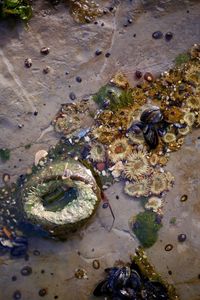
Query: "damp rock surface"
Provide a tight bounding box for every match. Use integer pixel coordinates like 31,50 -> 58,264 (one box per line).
0,1 -> 200,300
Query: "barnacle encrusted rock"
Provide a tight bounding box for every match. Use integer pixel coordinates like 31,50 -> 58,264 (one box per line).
21,159 -> 101,239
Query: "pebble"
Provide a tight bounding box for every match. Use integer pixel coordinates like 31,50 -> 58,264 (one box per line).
95,49 -> 102,56
76,76 -> 82,83
20,266 -> 32,276
178,234 -> 187,242
39,288 -> 47,297
164,244 -> 173,251
13,290 -> 21,300
152,31 -> 163,39
69,92 -> 76,101
33,249 -> 40,256
2,173 -> 10,183
24,58 -> 32,68
180,194 -> 188,202
92,259 -> 100,270
135,70 -> 143,79
105,52 -> 111,58
165,32 -> 173,41
40,47 -> 50,55
144,72 -> 154,82
96,162 -> 105,171
26,168 -> 32,175
43,66 -> 50,74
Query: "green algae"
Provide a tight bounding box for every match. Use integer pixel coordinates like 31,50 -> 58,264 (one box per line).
0,148 -> 10,162
133,211 -> 162,248
0,0 -> 32,21
175,53 -> 190,66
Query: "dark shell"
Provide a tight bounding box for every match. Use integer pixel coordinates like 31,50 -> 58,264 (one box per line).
152,31 -> 163,40
164,244 -> 173,252
165,32 -> 173,41
178,234 -> 187,242
13,290 -> 22,300
127,121 -> 144,133
140,108 -> 163,124
116,287 -> 137,299
93,279 -> 109,296
143,281 -> 169,300
143,126 -> 159,149
10,245 -> 27,257
126,270 -> 141,291
21,266 -> 32,276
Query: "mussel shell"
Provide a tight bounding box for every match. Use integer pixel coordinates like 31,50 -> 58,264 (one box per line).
142,281 -> 169,300
140,108 -> 163,124
116,287 -> 137,299
143,126 -> 159,149
93,279 -> 109,296
126,270 -> 141,291
127,121 -> 144,133
107,267 -> 131,291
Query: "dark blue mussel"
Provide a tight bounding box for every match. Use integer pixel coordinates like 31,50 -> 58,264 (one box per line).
140,107 -> 163,125
142,281 -> 169,300
143,126 -> 159,149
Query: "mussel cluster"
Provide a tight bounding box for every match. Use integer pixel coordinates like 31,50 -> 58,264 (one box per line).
93,263 -> 169,300
127,107 -> 167,149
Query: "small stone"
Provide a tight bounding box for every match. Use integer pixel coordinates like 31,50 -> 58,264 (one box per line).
178,234 -> 187,242
24,58 -> 32,68
152,31 -> 163,39
76,76 -> 82,83
39,288 -> 47,297
144,72 -> 154,82
18,124 -> 23,129
135,70 -> 142,79
26,168 -> 32,175
33,249 -> 40,256
128,18 -> 133,24
33,111 -> 38,116
21,266 -> 32,276
69,92 -> 76,101
13,290 -> 21,300
43,66 -> 50,74
92,259 -> 100,270
12,275 -> 17,281
40,47 -> 50,55
180,194 -> 188,202
2,173 -> 10,183
96,162 -> 105,171
165,32 -> 173,41
164,244 -> 173,252
105,52 -> 111,58
95,49 -> 102,56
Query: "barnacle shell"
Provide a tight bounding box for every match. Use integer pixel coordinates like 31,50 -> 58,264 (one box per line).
178,126 -> 190,136
109,161 -> 124,178
150,171 -> 169,195
91,126 -> 118,144
184,62 -> 200,84
124,179 -> 150,198
158,155 -> 169,166
190,44 -> 200,60
145,197 -> 163,213
110,73 -> 129,89
149,153 -> 159,166
124,150 -> 151,181
186,96 -> 200,110
163,107 -> 183,123
162,133 -> 176,143
89,143 -> 106,162
183,112 -> 196,127
108,138 -> 132,163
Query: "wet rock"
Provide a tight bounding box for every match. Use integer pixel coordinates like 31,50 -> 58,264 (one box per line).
13,290 -> 21,300
165,32 -> 173,41
39,288 -> 48,297
24,58 -> 32,68
69,92 -> 76,101
92,259 -> 100,269
40,47 -> 50,55
152,31 -> 163,39
20,266 -> 32,276
178,234 -> 187,242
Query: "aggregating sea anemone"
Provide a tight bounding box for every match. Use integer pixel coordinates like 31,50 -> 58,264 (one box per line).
124,179 -> 150,198
108,138 -> 132,163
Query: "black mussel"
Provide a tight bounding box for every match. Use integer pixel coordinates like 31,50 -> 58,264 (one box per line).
13,236 -> 28,245
143,126 -> 159,149
106,267 -> 130,292
140,107 -> 163,124
105,267 -> 119,275
127,270 -> 141,291
117,287 -> 137,299
10,245 -> 27,257
127,121 -> 144,133
143,281 -> 169,300
93,279 -> 109,296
